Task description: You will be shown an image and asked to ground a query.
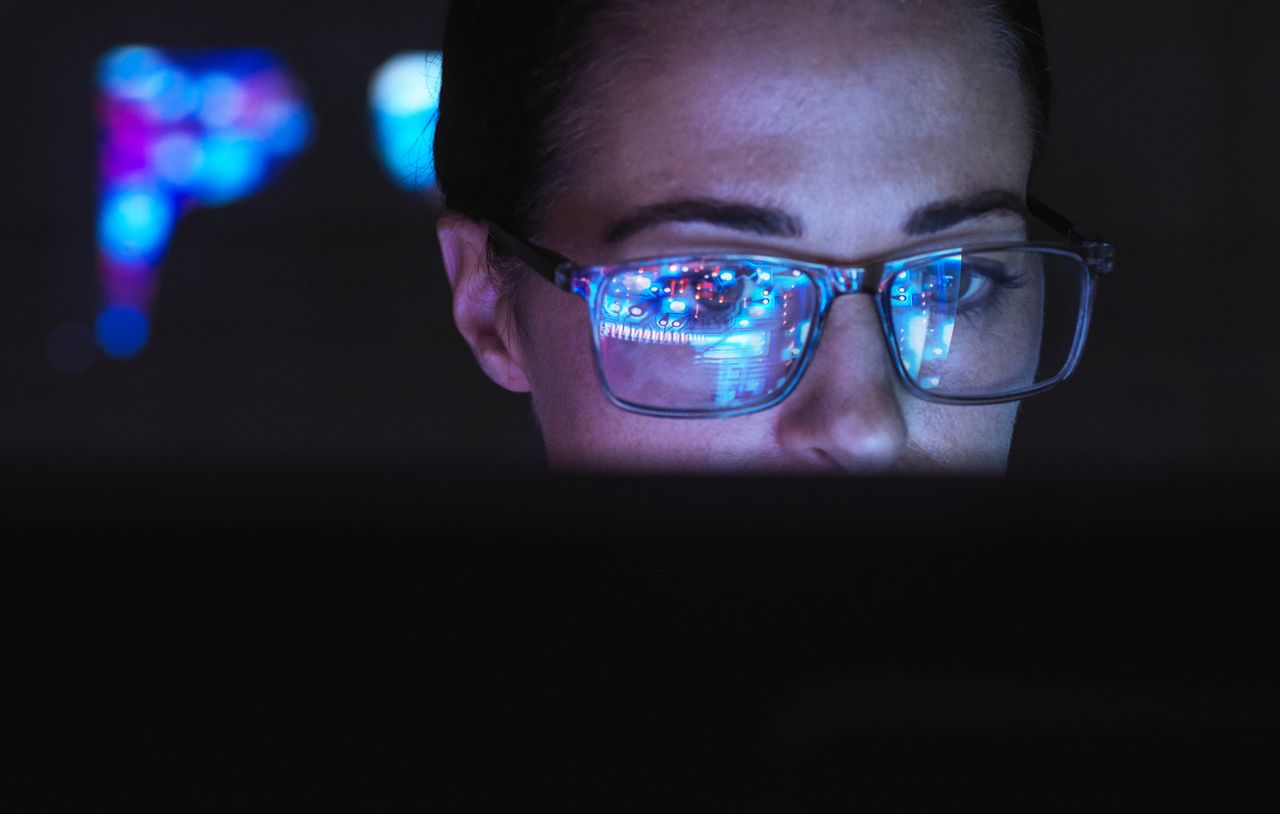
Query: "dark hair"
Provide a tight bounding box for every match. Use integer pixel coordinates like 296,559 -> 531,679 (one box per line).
434,0 -> 1050,247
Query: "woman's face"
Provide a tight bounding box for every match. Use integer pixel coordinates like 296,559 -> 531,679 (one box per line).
440,0 -> 1035,474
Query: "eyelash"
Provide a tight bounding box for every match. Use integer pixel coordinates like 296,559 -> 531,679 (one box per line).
954,259 -> 1025,320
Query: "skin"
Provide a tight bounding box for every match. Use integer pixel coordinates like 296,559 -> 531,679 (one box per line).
438,0 -> 1035,474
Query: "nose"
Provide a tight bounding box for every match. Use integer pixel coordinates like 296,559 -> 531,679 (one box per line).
772,295 -> 908,473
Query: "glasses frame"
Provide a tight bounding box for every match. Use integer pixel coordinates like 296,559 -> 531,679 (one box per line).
486,198 -> 1115,417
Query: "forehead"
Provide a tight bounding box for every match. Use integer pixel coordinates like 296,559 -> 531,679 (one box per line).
548,0 -> 1032,256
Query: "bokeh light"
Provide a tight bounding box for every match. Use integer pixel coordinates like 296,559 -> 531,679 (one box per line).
98,184 -> 175,263
370,51 -> 441,190
191,132 -> 268,204
94,45 -> 313,360
95,305 -> 151,359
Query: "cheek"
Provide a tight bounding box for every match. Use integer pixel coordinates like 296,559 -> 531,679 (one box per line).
902,400 -> 1018,470
516,283 -> 778,471
518,283 -> 603,419
517,283 -> 676,469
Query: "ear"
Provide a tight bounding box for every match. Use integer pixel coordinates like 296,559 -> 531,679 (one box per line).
436,210 -> 532,393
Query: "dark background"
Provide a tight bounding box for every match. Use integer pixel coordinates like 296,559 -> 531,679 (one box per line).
3,1 -> 1280,811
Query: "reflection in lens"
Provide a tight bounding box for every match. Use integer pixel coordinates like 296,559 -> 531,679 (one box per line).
886,249 -> 1085,398
888,256 -> 962,388
597,261 -> 820,412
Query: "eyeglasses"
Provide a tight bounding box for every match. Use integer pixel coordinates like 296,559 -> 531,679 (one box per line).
487,199 -> 1115,418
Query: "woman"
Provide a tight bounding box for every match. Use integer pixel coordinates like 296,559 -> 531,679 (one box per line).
433,0 -> 1114,474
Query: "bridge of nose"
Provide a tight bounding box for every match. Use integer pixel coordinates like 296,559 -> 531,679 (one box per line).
828,266 -> 875,296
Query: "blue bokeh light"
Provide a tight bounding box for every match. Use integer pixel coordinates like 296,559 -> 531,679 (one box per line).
98,185 -> 176,263
149,132 -> 204,186
95,305 -> 151,359
191,133 -> 267,204
370,52 -> 442,190
197,72 -> 246,129
100,46 -> 170,101
94,45 -> 313,359
146,66 -> 201,122
262,103 -> 312,156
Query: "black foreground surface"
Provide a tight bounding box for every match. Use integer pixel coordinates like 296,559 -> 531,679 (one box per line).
3,469 -> 1279,812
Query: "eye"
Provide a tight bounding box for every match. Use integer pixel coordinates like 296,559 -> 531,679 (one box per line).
956,257 -> 1015,304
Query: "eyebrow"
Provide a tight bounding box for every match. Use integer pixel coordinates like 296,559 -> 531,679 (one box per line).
902,189 -> 1029,236
600,188 -> 1028,245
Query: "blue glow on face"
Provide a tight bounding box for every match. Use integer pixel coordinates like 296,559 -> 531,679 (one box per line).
95,305 -> 150,358
98,185 -> 176,263
370,52 -> 442,190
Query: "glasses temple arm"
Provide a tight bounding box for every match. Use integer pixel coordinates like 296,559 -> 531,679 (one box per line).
1027,197 -> 1106,244
486,221 -> 566,284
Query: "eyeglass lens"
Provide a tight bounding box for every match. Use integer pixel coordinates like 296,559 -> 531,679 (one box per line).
593,250 -> 1087,413
884,249 -> 1086,399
